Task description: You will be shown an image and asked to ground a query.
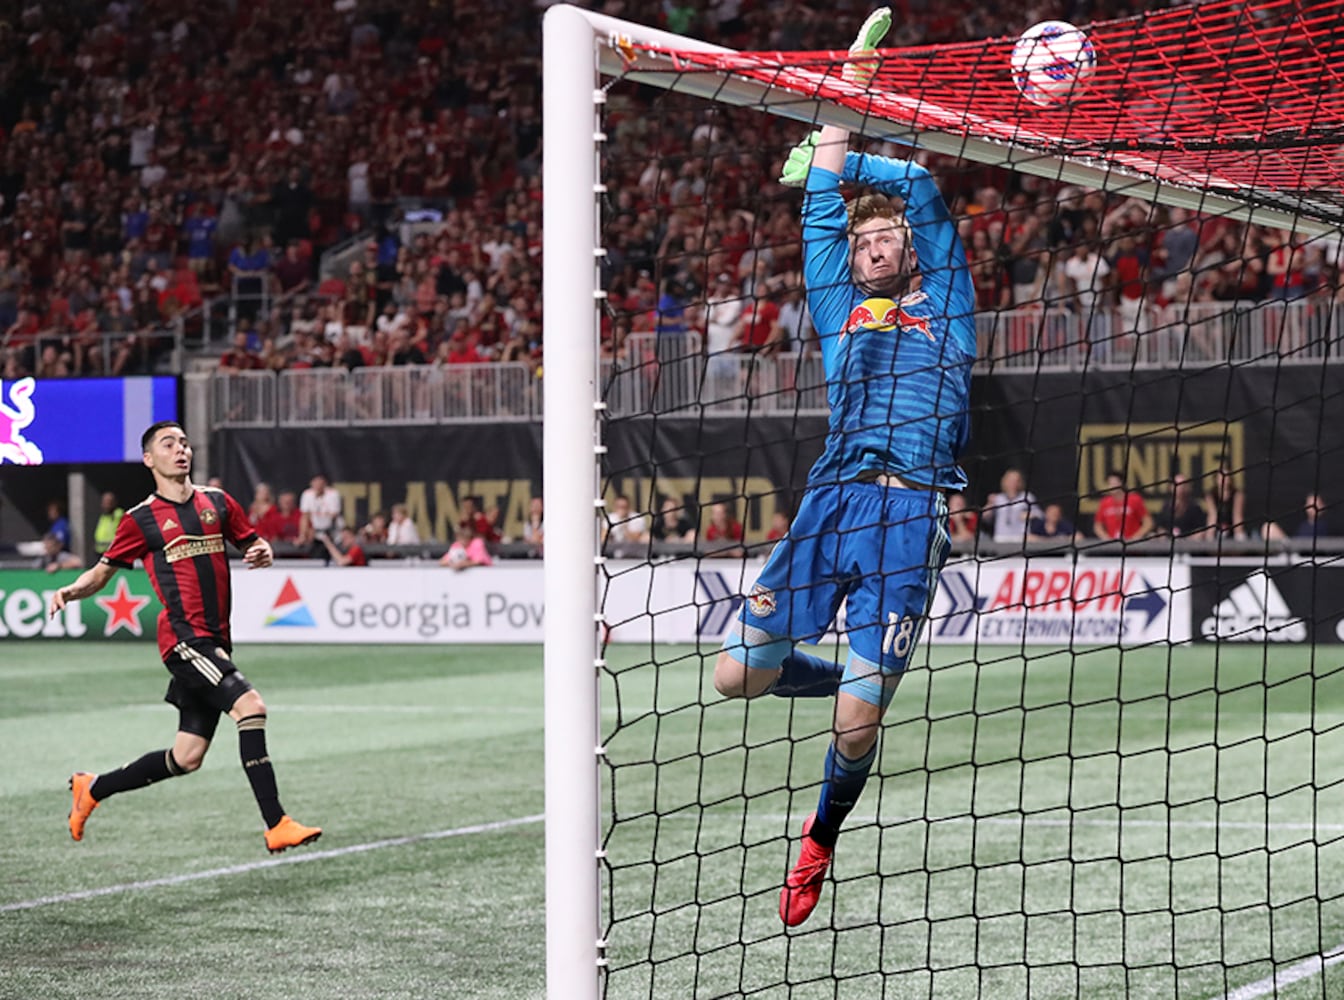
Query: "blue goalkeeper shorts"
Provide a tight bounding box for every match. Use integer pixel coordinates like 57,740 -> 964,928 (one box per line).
720,481 -> 950,705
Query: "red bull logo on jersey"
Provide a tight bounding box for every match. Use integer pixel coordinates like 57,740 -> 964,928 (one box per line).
843,296 -> 935,342
0,377 -> 43,465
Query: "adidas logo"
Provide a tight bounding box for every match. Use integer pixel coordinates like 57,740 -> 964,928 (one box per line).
1200,570 -> 1307,643
162,518 -> 178,531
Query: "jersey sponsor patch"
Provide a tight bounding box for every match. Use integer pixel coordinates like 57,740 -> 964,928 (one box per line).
164,534 -> 226,563
748,583 -> 777,618
844,297 -> 935,341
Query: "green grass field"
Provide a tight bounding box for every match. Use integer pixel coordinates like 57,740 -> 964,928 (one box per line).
3,643 -> 1343,999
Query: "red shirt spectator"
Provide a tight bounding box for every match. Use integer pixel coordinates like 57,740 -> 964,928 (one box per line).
219,331 -> 263,371
263,492 -> 303,545
739,299 -> 782,351
1093,474 -> 1154,541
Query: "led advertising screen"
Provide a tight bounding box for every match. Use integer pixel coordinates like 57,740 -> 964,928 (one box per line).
0,376 -> 179,465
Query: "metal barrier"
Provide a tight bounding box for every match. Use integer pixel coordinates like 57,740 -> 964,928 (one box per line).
207,300 -> 1343,427
976,299 -> 1342,371
212,363 -> 539,426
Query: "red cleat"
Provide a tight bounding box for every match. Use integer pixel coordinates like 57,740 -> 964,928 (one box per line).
779,812 -> 834,926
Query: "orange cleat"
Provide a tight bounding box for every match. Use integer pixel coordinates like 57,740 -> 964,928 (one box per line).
264,815 -> 323,854
68,772 -> 100,842
779,812 -> 834,927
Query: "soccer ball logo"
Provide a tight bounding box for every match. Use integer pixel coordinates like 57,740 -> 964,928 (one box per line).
1011,20 -> 1096,107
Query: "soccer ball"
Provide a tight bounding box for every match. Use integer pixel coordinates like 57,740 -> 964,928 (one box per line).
1011,20 -> 1096,107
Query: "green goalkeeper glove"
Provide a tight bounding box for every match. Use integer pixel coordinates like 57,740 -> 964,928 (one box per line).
778,130 -> 822,188
844,6 -> 892,88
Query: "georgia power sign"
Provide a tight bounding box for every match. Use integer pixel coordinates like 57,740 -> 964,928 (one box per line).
233,566 -> 548,644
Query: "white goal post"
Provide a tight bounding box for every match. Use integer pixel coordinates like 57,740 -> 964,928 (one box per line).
540,5 -> 1337,997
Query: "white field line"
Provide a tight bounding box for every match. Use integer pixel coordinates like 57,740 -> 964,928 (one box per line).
1,813 -> 544,914
1213,943 -> 1344,1000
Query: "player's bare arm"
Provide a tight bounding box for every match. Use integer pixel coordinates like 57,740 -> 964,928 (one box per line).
48,561 -> 116,617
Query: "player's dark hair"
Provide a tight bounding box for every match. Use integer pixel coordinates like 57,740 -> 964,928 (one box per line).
141,420 -> 184,453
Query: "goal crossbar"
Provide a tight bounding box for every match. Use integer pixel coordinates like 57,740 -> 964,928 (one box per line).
592,8 -> 1343,237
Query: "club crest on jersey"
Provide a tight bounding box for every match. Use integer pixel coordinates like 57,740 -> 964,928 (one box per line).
843,296 -> 935,342
201,508 -> 218,525
748,584 -> 777,618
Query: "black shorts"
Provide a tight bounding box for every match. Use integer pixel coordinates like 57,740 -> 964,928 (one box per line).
162,638 -> 254,741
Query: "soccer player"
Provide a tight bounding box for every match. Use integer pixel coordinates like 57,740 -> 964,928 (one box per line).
49,421 -> 322,854
711,7 -> 976,927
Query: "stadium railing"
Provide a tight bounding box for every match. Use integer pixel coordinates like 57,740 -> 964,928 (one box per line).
978,298 -> 1342,370
211,362 -> 539,426
205,300 -> 1341,428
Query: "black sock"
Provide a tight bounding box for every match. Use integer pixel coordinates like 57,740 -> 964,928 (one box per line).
90,749 -> 184,800
237,714 -> 285,828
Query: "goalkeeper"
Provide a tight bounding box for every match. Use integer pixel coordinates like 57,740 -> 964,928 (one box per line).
712,7 -> 977,927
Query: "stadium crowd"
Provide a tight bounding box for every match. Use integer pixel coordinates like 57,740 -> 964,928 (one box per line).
2,0 -> 1340,384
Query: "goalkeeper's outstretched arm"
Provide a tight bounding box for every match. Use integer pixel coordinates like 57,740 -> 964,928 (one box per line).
778,8 -> 891,185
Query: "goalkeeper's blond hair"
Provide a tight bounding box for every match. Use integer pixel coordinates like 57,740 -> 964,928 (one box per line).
847,193 -> 911,241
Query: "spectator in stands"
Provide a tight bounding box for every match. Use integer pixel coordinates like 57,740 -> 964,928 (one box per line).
40,532 -> 83,572
459,496 -> 500,544
385,503 -> 421,546
227,234 -> 273,321
270,491 -> 303,546
248,482 -> 275,527
651,497 -> 696,545
982,469 -> 1038,545
1293,492 -> 1333,541
318,526 -> 368,567
705,272 -> 745,398
1029,503 -> 1079,542
1157,474 -> 1207,537
441,522 -> 492,571
93,492 -> 124,554
299,475 -> 343,551
181,202 -> 218,283
1063,240 -> 1113,321
1267,230 -> 1308,301
360,512 -> 389,546
946,493 -> 979,543
273,242 -> 311,296
604,494 -> 649,553
1205,463 -> 1246,539
766,511 -> 790,542
703,501 -> 745,558
1110,233 -> 1152,336
45,501 -> 72,551
521,496 -> 545,554
219,330 -> 262,372
1093,471 -> 1154,541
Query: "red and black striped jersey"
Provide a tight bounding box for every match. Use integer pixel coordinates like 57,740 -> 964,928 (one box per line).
100,486 -> 258,660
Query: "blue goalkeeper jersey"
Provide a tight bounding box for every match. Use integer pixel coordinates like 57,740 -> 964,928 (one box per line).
801,153 -> 976,490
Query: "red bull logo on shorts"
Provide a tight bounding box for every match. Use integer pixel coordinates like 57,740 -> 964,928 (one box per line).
0,378 -> 43,465
748,584 -> 777,618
